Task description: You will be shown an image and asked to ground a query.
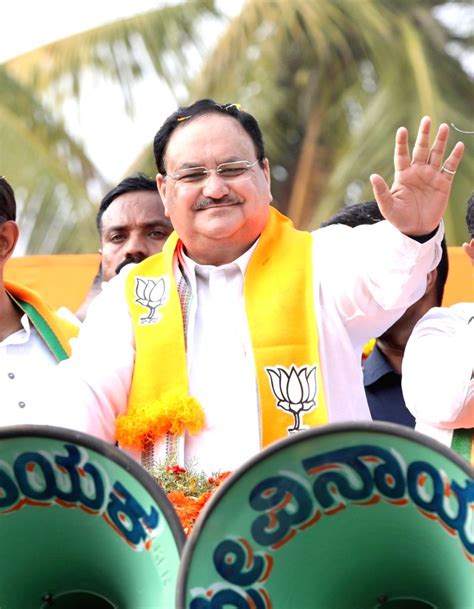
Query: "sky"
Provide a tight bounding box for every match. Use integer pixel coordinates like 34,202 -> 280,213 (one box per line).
1,0 -> 234,183
0,0 -> 164,62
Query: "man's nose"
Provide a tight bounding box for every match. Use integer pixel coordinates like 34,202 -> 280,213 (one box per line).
202,171 -> 230,198
124,234 -> 147,257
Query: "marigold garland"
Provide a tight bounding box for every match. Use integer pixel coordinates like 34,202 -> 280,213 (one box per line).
167,491 -> 213,534
115,392 -> 205,450
150,461 -> 231,534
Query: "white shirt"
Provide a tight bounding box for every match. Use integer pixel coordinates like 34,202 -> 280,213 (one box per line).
1,314 -> 58,425
402,302 -> 474,447
48,220 -> 443,473
181,243 -> 261,472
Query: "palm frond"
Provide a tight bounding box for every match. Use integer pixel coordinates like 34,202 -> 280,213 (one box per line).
0,67 -> 102,253
189,0 -> 473,244
5,0 -> 221,110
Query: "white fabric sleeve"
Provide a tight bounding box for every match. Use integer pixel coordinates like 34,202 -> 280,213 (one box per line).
55,306 -> 82,327
413,422 -> 453,448
312,220 -> 443,348
402,304 -> 474,430
42,268 -> 136,443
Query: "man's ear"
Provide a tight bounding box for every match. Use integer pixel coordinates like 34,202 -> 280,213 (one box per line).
262,158 -> 271,188
156,174 -> 169,217
425,268 -> 437,294
0,221 -> 19,263
261,158 -> 273,205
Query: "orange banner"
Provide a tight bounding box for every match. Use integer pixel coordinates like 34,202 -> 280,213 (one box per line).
5,254 -> 100,312
4,247 -> 472,314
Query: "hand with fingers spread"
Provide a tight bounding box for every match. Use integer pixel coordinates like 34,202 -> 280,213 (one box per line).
370,117 -> 465,236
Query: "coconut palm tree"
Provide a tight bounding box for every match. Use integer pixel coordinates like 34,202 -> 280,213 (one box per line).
188,0 -> 473,243
128,0 -> 474,244
0,65 -> 101,253
1,0 -> 220,253
3,0 -> 472,251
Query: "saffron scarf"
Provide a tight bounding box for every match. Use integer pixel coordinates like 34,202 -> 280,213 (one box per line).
5,281 -> 78,361
119,207 -> 328,451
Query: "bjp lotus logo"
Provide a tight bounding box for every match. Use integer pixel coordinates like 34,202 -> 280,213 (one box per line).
134,276 -> 168,324
266,365 -> 318,433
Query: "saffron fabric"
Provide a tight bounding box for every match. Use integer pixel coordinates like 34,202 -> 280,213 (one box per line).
6,281 -> 78,360
50,213 -> 444,474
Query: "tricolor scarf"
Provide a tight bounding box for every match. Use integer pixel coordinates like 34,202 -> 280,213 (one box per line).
119,207 -> 328,454
5,281 -> 78,361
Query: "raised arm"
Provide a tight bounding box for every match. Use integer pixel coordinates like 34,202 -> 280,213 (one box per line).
370,117 -> 464,236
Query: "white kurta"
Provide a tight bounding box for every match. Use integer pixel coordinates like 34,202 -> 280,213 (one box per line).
402,302 -> 474,447
45,220 -> 443,473
1,314 -> 58,425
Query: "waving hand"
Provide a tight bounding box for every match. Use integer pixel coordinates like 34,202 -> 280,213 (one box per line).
370,117 -> 464,236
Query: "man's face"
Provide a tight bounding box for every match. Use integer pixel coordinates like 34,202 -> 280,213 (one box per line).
157,113 -> 272,265
100,190 -> 173,281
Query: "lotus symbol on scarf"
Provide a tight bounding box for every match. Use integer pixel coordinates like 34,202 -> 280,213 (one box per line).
266,365 -> 318,432
135,277 -> 167,324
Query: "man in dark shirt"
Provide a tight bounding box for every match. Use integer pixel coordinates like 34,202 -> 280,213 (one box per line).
321,200 -> 449,427
363,341 -> 415,426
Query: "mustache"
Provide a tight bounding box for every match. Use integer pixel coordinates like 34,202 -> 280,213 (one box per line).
192,194 -> 244,211
115,254 -> 146,275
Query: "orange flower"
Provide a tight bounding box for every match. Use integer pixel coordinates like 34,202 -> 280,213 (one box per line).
166,471 -> 232,534
167,491 -> 212,534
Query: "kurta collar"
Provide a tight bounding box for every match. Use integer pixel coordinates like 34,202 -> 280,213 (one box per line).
0,313 -> 31,347
177,238 -> 259,291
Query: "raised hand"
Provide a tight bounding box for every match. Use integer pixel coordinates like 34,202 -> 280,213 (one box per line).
370,117 -> 464,236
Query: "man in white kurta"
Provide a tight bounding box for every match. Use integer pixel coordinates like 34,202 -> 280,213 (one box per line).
402,303 -> 474,447
0,177 -> 78,427
402,193 -> 473,448
46,102 -> 464,474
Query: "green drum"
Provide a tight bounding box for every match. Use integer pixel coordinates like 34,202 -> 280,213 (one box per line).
0,425 -> 185,608
178,422 -> 473,609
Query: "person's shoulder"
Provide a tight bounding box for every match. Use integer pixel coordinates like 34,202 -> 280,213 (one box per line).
449,302 -> 474,323
417,303 -> 474,325
411,303 -> 474,342
311,219 -> 395,241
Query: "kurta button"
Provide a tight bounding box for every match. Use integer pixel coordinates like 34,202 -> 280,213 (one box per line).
18,401 -> 26,408
8,372 -> 15,379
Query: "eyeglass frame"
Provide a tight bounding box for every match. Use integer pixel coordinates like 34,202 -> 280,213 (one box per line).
164,159 -> 261,183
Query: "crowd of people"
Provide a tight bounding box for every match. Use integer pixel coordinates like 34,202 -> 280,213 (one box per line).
1,99 -> 472,476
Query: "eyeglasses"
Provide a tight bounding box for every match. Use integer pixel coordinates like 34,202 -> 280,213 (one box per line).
166,160 -> 260,184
